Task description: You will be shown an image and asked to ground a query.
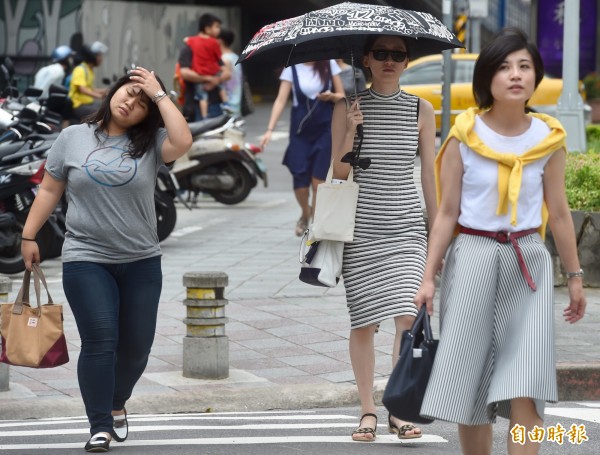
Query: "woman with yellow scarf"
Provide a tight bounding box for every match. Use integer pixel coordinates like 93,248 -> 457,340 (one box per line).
415,28 -> 586,455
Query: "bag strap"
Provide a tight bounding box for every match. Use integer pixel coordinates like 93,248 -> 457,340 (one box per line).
325,161 -> 354,183
32,263 -> 54,305
411,306 -> 435,343
13,269 -> 31,315
12,264 -> 54,316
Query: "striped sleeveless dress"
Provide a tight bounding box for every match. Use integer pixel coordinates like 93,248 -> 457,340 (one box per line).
343,88 -> 427,329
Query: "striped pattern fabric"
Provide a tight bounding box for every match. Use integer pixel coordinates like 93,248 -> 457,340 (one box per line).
421,233 -> 557,425
343,89 -> 427,329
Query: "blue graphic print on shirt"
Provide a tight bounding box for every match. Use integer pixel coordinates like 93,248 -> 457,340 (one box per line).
82,146 -> 137,187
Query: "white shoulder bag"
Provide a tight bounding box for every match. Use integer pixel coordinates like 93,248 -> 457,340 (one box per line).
311,163 -> 359,242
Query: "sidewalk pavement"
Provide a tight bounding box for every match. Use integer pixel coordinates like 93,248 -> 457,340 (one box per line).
1,185 -> 599,420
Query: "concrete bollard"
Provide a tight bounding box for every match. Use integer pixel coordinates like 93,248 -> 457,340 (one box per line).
182,272 -> 229,379
0,276 -> 13,392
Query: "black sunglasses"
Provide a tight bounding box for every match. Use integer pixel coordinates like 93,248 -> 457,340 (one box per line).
370,49 -> 408,62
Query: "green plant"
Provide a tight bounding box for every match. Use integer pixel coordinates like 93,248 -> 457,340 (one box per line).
587,125 -> 600,152
583,72 -> 600,100
565,150 -> 600,211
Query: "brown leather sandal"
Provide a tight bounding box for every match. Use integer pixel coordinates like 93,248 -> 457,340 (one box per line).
352,412 -> 377,441
388,413 -> 422,439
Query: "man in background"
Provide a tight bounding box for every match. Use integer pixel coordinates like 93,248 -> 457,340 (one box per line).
177,41 -> 230,121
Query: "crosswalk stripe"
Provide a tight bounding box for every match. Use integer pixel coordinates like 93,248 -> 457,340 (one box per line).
0,414 -> 356,429
0,422 -> 397,437
544,408 -> 600,424
0,434 -> 447,450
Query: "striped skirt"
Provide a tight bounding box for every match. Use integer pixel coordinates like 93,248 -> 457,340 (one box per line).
343,233 -> 426,329
420,232 -> 557,425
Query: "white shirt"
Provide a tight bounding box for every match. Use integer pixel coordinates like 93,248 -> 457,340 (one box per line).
33,63 -> 65,98
280,60 -> 341,106
458,116 -> 554,232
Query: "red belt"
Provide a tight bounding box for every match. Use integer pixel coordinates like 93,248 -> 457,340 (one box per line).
459,226 -> 539,291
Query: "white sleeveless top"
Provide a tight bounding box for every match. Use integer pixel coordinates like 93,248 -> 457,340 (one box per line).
458,115 -> 554,232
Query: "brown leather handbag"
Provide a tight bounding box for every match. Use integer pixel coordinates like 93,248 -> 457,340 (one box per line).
0,263 -> 69,368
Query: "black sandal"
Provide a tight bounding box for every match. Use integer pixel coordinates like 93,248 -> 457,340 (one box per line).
111,408 -> 128,442
84,432 -> 111,452
352,412 -> 377,441
388,413 -> 422,439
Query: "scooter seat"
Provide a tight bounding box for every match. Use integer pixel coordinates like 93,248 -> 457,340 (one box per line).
188,115 -> 229,137
0,142 -> 24,160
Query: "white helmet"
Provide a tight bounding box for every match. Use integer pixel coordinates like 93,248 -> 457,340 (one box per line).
90,41 -> 108,55
51,45 -> 74,63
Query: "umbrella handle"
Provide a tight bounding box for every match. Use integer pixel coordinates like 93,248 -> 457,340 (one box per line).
357,124 -> 363,138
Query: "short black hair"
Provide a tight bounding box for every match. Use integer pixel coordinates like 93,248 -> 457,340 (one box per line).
199,13 -> 221,33
473,27 -> 544,109
219,28 -> 235,47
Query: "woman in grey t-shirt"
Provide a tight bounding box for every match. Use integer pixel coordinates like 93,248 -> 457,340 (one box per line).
22,67 -> 192,452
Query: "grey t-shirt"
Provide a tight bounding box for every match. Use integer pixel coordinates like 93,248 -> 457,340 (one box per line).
45,123 -> 168,263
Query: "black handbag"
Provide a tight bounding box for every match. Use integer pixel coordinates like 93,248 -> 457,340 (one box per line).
382,305 -> 438,424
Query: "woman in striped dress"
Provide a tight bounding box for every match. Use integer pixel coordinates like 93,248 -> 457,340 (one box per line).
331,34 -> 437,441
415,28 -> 586,455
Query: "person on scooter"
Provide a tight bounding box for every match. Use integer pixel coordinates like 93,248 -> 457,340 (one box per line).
34,45 -> 76,128
34,45 -> 75,98
68,41 -> 109,122
21,67 -> 192,452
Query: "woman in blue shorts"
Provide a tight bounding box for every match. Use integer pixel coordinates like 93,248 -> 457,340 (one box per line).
261,60 -> 344,235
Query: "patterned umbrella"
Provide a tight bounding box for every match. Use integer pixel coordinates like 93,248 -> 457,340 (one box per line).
237,1 -> 464,66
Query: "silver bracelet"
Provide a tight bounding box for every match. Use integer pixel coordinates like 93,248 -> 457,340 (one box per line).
154,94 -> 167,104
566,269 -> 584,279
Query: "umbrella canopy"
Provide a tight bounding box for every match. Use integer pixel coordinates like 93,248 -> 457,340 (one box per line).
237,1 -> 464,66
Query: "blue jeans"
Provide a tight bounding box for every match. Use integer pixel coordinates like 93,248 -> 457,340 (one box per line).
63,257 -> 162,434
194,101 -> 223,121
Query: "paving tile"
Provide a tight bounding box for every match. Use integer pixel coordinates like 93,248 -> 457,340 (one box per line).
296,360 -> 352,375
284,331 -> 345,345
247,366 -> 309,379
278,354 -> 330,367
236,338 -> 297,350
317,370 -> 357,383
269,375 -> 332,385
228,350 -> 266,361
242,318 -> 289,329
230,358 -> 288,370
265,324 -> 322,337
259,346 -> 317,358
304,339 -> 351,354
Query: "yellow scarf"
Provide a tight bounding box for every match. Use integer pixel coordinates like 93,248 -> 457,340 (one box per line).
435,107 -> 567,239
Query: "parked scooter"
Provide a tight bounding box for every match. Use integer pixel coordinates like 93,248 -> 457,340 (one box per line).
155,165 -> 193,242
0,157 -> 62,274
172,111 -> 267,205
